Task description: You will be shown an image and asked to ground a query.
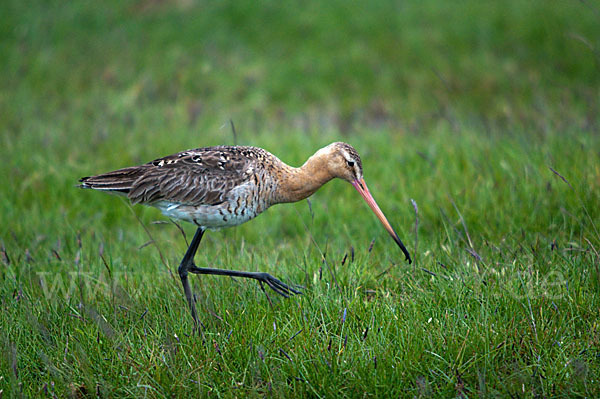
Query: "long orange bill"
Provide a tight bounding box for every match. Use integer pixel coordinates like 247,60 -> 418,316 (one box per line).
351,178 -> 412,263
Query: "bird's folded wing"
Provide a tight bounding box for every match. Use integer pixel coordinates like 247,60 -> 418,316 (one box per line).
128,148 -> 255,206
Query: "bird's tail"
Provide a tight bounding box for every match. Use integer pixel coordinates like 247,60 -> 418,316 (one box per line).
79,167 -> 144,194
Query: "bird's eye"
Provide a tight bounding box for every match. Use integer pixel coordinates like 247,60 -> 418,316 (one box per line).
347,160 -> 355,167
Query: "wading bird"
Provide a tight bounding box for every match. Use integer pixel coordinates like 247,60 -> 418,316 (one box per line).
80,142 -> 411,326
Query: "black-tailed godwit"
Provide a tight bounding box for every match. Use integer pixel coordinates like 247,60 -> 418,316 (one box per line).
80,142 -> 411,325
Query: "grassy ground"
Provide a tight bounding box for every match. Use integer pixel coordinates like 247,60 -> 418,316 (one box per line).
1,0 -> 599,397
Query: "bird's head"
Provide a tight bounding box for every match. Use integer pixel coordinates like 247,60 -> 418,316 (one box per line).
316,142 -> 364,183
315,142 -> 412,264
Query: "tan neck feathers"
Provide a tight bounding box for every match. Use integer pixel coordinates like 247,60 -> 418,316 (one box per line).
274,152 -> 334,203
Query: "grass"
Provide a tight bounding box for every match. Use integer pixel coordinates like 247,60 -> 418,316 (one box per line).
1,0 -> 599,396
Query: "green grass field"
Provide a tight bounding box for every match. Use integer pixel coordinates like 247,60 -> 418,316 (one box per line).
1,0 -> 599,397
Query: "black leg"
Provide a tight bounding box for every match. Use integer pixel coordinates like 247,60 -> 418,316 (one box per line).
178,227 -> 205,330
178,227 -> 302,329
187,266 -> 302,297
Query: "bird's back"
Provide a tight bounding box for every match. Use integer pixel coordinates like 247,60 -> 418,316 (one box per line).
80,145 -> 282,228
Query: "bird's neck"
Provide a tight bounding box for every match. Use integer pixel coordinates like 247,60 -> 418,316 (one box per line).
274,153 -> 334,204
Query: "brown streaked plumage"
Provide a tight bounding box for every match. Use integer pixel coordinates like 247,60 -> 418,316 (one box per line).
80,142 -> 411,329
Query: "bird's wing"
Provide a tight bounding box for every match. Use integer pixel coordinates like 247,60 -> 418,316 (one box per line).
80,146 -> 264,206
127,147 -> 258,206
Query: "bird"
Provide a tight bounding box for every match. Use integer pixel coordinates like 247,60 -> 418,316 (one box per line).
79,142 -> 411,326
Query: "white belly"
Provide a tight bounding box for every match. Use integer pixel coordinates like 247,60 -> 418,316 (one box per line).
154,200 -> 264,230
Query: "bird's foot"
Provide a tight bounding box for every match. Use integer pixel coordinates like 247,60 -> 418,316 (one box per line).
186,265 -> 302,298
254,272 -> 303,298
